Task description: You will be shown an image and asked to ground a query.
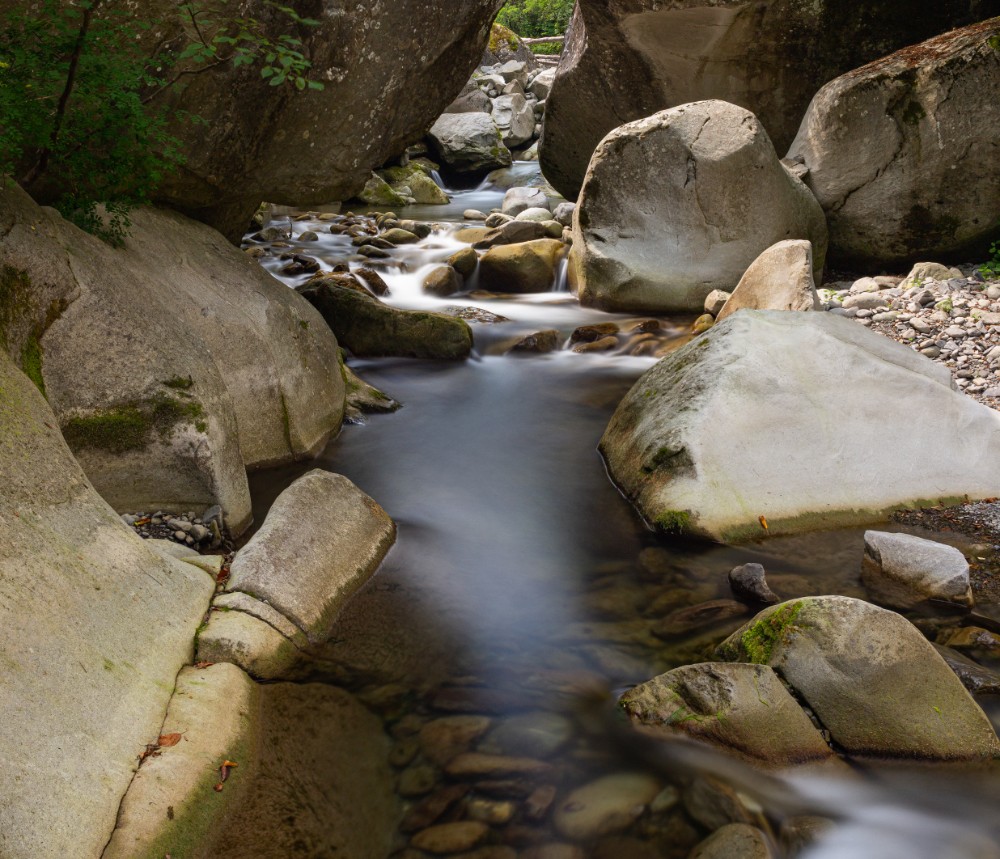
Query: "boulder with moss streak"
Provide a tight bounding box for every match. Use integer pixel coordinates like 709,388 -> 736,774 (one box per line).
600,311 -> 1000,541
717,597 -> 1000,760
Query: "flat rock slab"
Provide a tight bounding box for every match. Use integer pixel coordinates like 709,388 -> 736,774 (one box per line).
103,664 -> 258,859
601,311 -> 1000,541
0,350 -> 215,859
862,530 -> 972,610
717,596 -> 1000,760
620,662 -> 833,767
227,469 -> 395,644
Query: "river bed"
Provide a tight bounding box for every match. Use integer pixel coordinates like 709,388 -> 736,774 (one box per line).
244,165 -> 1000,858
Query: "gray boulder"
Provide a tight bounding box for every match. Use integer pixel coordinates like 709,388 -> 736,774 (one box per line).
227,470 -> 396,645
428,112 -> 513,174
600,311 -> 1000,541
570,101 -> 827,313
717,596 -> 1000,760
716,240 -> 821,323
446,88 -> 493,114
528,67 -> 557,100
620,663 -> 834,767
503,186 -> 550,216
0,347 -> 215,859
538,0 -> 999,201
493,93 -> 537,148
862,531 -> 973,610
788,20 -> 1000,268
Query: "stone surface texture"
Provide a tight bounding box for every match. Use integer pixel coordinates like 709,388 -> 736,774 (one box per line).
600,311 -> 1000,541
226,469 -> 396,644
539,0 -> 1000,200
862,530 -> 973,609
103,664 -> 258,859
716,240 -> 821,322
0,348 -> 215,859
717,597 -> 1000,760
620,663 -> 834,766
788,19 -> 1000,268
570,101 -> 827,313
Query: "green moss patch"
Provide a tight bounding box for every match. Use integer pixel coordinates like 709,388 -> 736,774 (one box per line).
655,510 -> 692,535
63,393 -> 207,454
0,265 -> 32,347
741,602 -> 803,665
20,336 -> 45,397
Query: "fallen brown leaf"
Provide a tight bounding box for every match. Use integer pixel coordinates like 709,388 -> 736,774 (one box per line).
158,733 -> 182,747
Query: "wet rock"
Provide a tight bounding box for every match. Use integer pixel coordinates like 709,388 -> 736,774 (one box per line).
226,470 -> 396,645
517,207 -> 555,223
507,329 -> 562,354
448,247 -> 480,277
692,314 -> 715,335
689,824 -> 776,859
940,626 -> 1000,652
862,531 -> 973,610
483,712 -> 574,759
620,663 -> 833,767
601,311 -> 1000,541
524,785 -> 559,821
382,227 -> 421,245
789,20 -> 1000,268
521,846 -> 585,859
476,219 -> 550,249
428,113 -> 513,174
464,208 -> 489,220
441,306 -> 510,324
780,816 -> 835,856
412,821 -> 490,854
420,716 -> 493,767
299,277 -> 474,360
933,645 -> 1000,696
423,265 -> 463,297
569,101 -> 826,313
342,362 -> 401,416
684,777 -> 760,831
389,738 -> 420,768
357,172 -> 409,208
717,596 -> 1000,759
399,764 -> 439,797
379,164 -> 449,206
573,336 -> 618,354
570,322 -> 619,343
716,240 -> 822,322
652,600 -> 748,638
401,784 -> 470,833
479,239 -> 566,294
468,797 -> 517,825
445,753 -> 552,779
552,773 -> 661,841
729,564 -> 780,605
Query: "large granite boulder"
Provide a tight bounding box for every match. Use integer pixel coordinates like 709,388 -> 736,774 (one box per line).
600,311 -> 1000,541
570,101 -> 827,313
0,347 -> 215,859
1,185 -> 345,535
539,0 -> 1000,200
428,112 -> 514,175
787,19 -> 1000,268
717,597 -> 1000,760
26,0 -> 506,238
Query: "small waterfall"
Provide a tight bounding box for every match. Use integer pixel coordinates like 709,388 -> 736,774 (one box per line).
554,255 -> 569,292
430,170 -> 446,189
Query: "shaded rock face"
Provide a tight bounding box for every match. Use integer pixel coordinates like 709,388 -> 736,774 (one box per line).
570,101 -> 827,313
788,19 -> 1000,268
540,0 -> 1000,200
1,185 -> 344,535
600,311 -> 1000,542
61,0 -> 506,238
0,348 -> 215,859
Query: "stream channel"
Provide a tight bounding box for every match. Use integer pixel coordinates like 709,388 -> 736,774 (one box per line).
244,164 -> 1000,859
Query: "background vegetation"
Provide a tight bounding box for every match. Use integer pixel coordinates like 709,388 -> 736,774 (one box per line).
496,0 -> 574,51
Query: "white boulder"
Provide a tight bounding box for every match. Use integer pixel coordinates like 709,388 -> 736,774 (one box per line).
862,531 -> 973,610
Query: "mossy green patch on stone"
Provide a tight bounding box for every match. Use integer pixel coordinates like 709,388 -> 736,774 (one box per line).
741,601 -> 803,664
163,375 -> 194,390
62,394 -> 208,454
0,265 -> 32,347
20,336 -> 45,397
901,100 -> 926,125
488,21 -> 519,54
655,510 -> 692,534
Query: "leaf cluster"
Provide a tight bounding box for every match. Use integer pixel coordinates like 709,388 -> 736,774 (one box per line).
495,0 -> 574,39
980,241 -> 1000,280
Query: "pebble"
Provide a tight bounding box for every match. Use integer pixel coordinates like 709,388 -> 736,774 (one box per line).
411,821 -> 490,854
552,773 -> 661,840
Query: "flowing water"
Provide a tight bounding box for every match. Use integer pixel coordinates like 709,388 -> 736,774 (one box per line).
247,165 -> 1000,858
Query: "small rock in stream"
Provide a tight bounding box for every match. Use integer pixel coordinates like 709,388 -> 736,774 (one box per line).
728,563 -> 780,605
652,600 -> 749,638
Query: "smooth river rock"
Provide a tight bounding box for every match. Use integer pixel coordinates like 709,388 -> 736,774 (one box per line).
600,311 -> 1000,541
428,112 -> 513,174
717,596 -> 1000,760
862,531 -> 973,610
552,773 -> 662,840
226,469 -> 396,644
620,662 -> 834,767
690,824 -> 776,859
538,0 -> 1000,200
788,19 -> 1000,268
570,101 -> 827,313
715,240 -> 821,323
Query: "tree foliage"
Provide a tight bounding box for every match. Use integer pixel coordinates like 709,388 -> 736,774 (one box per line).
0,0 -> 323,245
495,0 -> 575,39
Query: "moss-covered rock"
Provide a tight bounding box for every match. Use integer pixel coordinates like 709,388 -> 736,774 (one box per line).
299,278 -> 473,360
479,238 -> 565,293
379,164 -> 449,205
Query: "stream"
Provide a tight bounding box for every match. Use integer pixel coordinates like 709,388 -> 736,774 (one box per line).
246,164 -> 1000,858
